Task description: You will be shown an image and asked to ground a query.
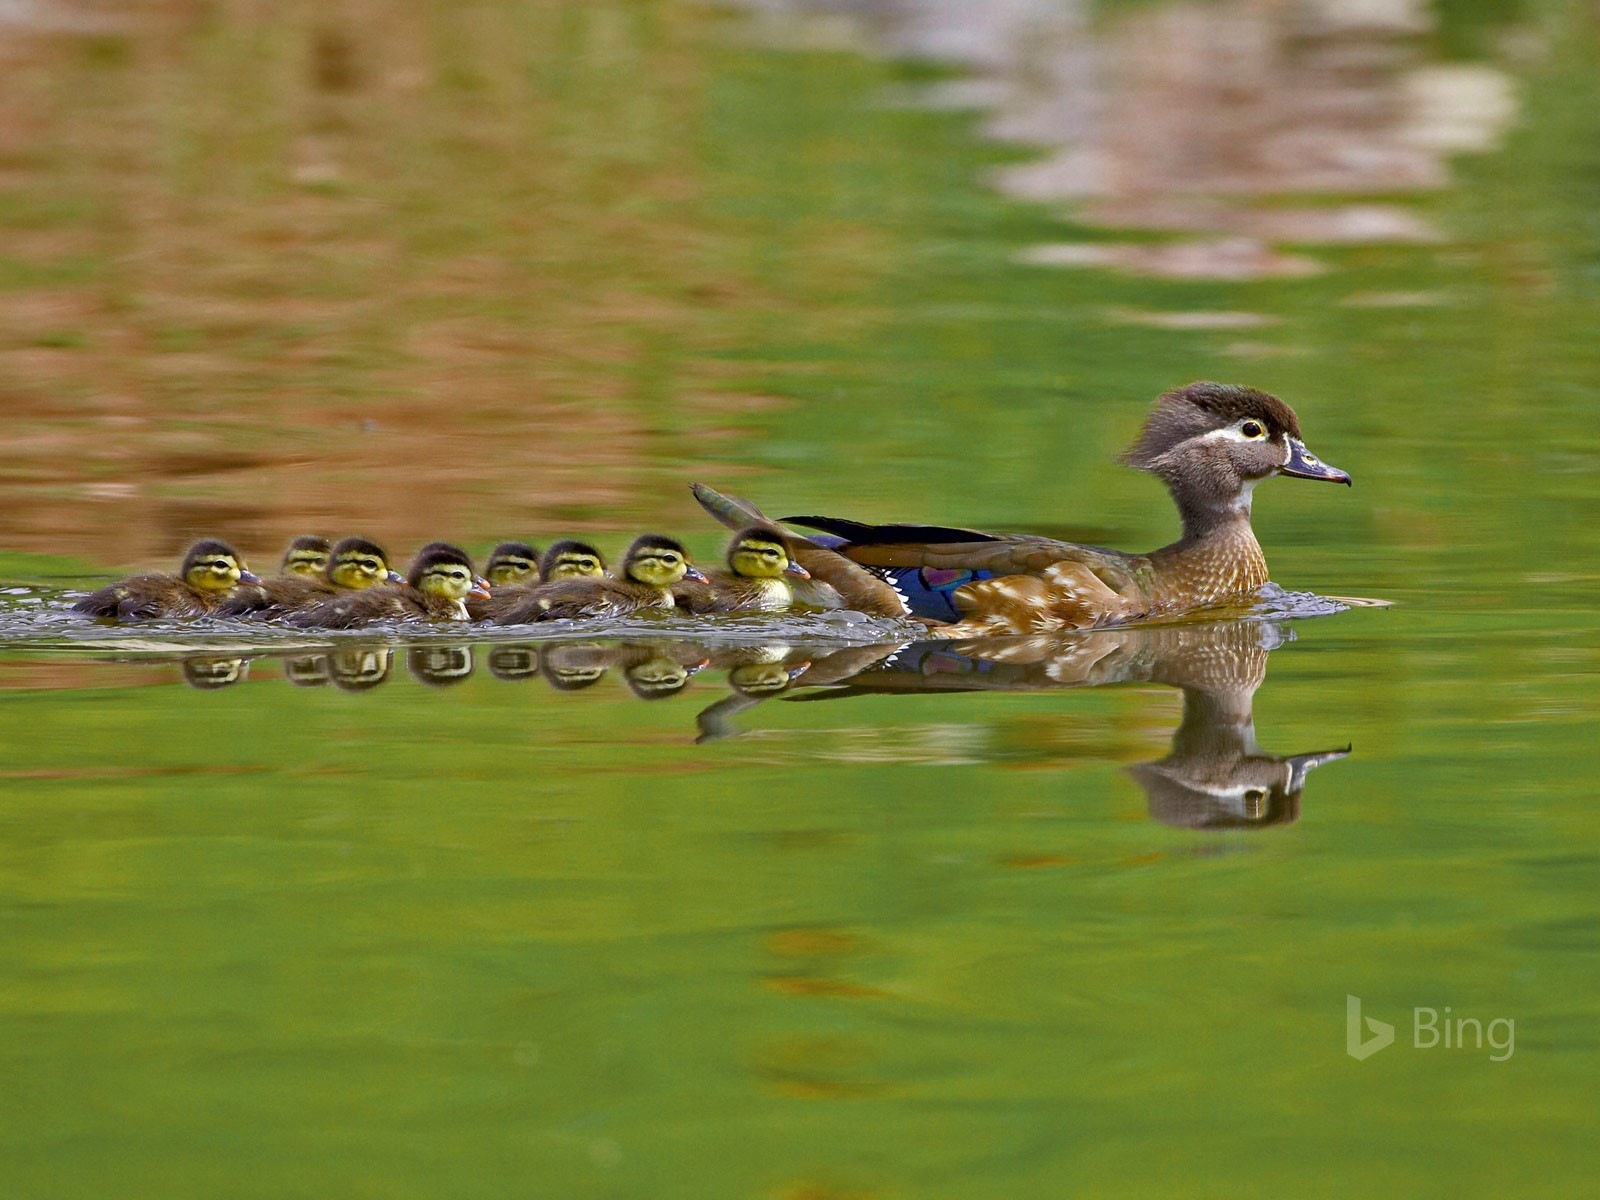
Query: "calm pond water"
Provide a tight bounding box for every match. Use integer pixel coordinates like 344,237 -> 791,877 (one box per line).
2,0 -> 1599,1196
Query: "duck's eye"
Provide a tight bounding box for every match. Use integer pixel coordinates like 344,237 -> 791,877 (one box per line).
1240,420 -> 1265,439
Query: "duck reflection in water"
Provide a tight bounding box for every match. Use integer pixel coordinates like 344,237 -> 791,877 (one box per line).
330,646 -> 393,691
709,620 -> 1347,830
182,656 -> 251,690
407,644 -> 475,687
486,644 -> 539,682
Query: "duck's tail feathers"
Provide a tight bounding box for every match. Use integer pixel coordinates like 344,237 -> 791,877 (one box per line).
690,483 -> 770,532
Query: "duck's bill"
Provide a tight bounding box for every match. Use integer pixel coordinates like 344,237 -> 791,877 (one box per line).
237,570 -> 262,584
783,560 -> 812,579
386,570 -> 406,584
1282,439 -> 1352,485
469,576 -> 493,600
683,565 -> 709,584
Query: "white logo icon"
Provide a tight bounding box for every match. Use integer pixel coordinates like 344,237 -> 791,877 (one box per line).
1346,995 -> 1395,1061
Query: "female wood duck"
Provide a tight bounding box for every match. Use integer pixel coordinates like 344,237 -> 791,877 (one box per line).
697,382 -> 1350,636
72,539 -> 260,620
216,535 -> 402,618
675,526 -> 812,614
494,534 -> 706,623
467,541 -> 541,621
287,544 -> 491,629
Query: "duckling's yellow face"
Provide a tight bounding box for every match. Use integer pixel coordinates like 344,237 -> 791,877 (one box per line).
417,560 -> 477,600
185,553 -> 247,592
329,549 -> 391,590
627,546 -> 691,588
283,548 -> 329,578
487,555 -> 538,587
729,536 -> 792,580
546,550 -> 605,581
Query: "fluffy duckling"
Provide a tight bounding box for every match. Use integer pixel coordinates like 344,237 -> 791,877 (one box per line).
72,539 -> 259,621
540,540 -> 608,581
470,539 -> 605,621
280,535 -> 332,579
676,525 -> 812,614
215,535 -> 401,618
286,544 -> 490,629
466,541 -> 541,621
495,534 -> 705,624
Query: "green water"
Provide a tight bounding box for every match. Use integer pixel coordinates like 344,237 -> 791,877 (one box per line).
3,0 -> 1600,1196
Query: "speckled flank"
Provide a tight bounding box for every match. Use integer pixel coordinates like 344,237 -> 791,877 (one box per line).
934,522 -> 1267,639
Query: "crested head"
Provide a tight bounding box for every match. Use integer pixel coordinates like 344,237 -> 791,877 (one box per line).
327,536 -> 396,589
281,535 -> 331,577
623,534 -> 700,588
1119,383 -> 1349,540
485,541 -> 540,587
181,539 -> 251,591
540,539 -> 607,581
727,525 -> 795,579
1121,382 -> 1301,471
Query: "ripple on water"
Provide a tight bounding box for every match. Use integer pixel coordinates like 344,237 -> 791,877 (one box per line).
0,583 -> 1378,655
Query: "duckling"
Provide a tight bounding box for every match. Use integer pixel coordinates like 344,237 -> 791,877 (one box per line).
215,535 -> 402,618
72,539 -> 259,621
540,540 -> 608,581
675,525 -> 812,614
469,540 -> 605,621
467,541 -> 542,621
494,534 -> 706,624
280,535 -> 332,579
286,544 -> 491,629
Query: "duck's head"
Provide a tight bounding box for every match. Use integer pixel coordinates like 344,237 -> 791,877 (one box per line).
540,540 -> 608,581
280,535 -> 331,579
181,539 -> 258,591
408,544 -> 492,601
622,534 -> 707,588
485,541 -> 541,587
1122,382 -> 1350,529
727,526 -> 811,581
327,537 -> 404,589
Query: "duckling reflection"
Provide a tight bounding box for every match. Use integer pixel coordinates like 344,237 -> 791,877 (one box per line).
486,644 -> 540,682
694,643 -> 901,743
541,642 -> 613,691
620,642 -> 711,700
182,655 -> 251,689
407,644 -> 475,687
329,646 -> 393,691
774,621 -> 1348,828
284,654 -> 332,687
